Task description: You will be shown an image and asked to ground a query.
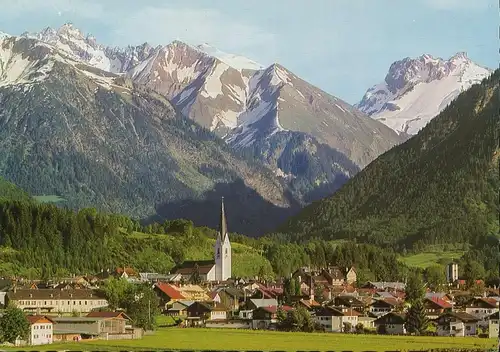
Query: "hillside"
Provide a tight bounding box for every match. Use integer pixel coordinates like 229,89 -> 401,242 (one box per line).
0,35 -> 296,236
279,70 -> 500,250
0,177 -> 31,202
0,200 -> 274,279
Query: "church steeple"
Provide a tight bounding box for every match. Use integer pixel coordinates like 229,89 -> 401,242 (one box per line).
218,196 -> 227,240
214,196 -> 231,282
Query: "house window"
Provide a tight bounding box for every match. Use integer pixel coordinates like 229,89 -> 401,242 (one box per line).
466,326 -> 471,330
85,301 -> 87,305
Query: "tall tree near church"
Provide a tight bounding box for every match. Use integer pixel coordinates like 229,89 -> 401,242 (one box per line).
190,263 -> 202,285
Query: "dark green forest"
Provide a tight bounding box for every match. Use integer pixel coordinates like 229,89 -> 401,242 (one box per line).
0,195 -> 415,283
0,195 -> 496,286
280,70 -> 499,252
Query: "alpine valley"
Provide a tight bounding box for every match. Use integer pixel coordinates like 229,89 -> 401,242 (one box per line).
0,23 -> 405,235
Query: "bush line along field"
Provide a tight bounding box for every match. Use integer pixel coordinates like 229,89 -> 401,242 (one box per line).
8,328 -> 496,352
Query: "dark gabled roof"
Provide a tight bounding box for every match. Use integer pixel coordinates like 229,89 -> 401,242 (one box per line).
86,311 -> 130,320
222,287 -> 244,298
466,297 -> 499,309
174,260 -> 215,275
335,295 -> 365,307
374,312 -> 406,324
438,312 -> 479,323
316,306 -> 344,317
323,267 -> 345,280
370,298 -> 399,307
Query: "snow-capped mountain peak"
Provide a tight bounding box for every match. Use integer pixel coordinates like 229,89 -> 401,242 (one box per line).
357,52 -> 492,135
194,43 -> 264,71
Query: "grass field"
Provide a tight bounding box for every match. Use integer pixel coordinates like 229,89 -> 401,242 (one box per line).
13,328 -> 496,352
400,251 -> 464,268
33,195 -> 66,203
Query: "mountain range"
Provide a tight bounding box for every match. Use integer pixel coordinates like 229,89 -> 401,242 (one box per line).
357,52 -> 492,135
0,23 -> 493,237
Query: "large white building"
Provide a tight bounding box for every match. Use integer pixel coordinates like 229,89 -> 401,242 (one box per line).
7,289 -> 108,314
25,315 -> 54,346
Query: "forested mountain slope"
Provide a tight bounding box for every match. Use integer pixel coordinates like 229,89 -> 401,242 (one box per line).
279,70 -> 500,250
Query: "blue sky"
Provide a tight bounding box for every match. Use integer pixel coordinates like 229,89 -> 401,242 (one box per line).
1,0 -> 497,104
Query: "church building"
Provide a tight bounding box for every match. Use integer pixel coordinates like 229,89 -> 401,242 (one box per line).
173,197 -> 232,282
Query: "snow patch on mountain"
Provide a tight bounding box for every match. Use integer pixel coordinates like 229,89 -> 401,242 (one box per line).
357,52 -> 492,135
0,38 -> 54,88
196,43 -> 264,71
201,62 -> 228,99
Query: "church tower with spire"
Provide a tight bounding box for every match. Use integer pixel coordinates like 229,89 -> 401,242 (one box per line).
214,197 -> 232,281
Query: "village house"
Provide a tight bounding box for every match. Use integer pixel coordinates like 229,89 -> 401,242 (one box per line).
252,305 -> 293,330
6,289 -> 108,314
315,306 -> 359,332
464,297 -> 499,322
21,315 -> 54,346
154,283 -> 186,309
211,287 -> 245,312
184,301 -> 227,326
177,284 -> 210,301
164,300 -> 193,317
333,295 -> 365,313
369,298 -> 401,317
323,267 -> 346,286
243,298 -> 278,311
374,312 -> 406,335
488,312 -> 498,339
435,312 -> 479,337
174,260 -> 217,282
423,297 -> 452,320
51,311 -> 141,341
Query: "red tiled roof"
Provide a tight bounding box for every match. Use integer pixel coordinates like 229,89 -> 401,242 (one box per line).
427,297 -> 452,309
155,283 -> 185,300
27,315 -> 54,324
261,305 -> 294,314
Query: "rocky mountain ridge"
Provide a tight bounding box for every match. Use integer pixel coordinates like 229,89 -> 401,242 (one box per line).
357,52 -> 492,135
21,23 -> 404,169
